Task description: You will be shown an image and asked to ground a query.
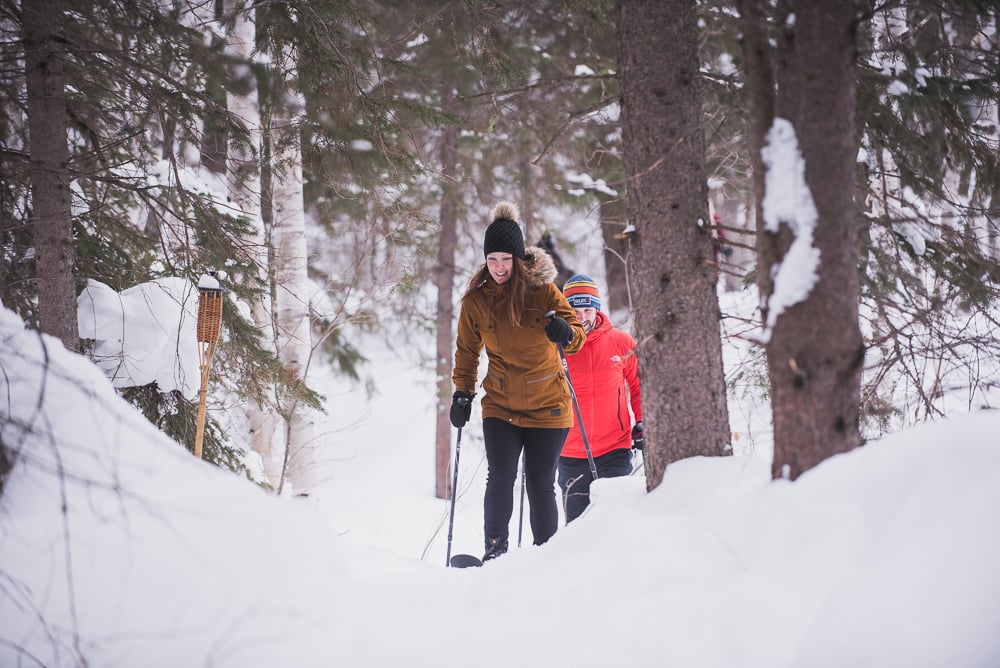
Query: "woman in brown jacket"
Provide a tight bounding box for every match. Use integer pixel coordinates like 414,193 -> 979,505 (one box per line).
450,201 -> 585,562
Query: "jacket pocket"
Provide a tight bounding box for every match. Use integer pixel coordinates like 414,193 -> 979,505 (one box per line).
525,370 -> 562,387
520,370 -> 570,413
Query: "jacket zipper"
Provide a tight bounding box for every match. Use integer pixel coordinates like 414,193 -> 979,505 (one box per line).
526,371 -> 561,385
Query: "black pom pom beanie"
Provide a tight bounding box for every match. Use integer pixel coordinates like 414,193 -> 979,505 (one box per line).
483,201 -> 525,259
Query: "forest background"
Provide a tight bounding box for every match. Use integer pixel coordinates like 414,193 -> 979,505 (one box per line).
2,1 -> 1000,512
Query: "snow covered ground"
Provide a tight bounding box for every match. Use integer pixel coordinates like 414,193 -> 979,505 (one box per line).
2,300 -> 999,667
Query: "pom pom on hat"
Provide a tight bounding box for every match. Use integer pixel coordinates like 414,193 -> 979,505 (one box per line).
563,274 -> 601,310
483,201 -> 525,259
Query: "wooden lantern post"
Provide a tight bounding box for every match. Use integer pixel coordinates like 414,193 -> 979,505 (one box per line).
195,272 -> 224,459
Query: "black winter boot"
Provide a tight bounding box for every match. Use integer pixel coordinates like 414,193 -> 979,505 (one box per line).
483,536 -> 509,562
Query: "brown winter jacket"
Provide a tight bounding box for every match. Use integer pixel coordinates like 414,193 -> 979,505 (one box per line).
453,247 -> 585,428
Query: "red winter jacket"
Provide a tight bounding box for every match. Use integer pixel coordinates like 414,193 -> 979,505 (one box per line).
561,312 -> 643,459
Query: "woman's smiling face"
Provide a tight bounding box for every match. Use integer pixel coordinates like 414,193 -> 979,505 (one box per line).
486,252 -> 514,284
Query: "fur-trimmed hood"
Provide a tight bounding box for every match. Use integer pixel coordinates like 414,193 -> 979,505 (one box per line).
522,245 -> 558,287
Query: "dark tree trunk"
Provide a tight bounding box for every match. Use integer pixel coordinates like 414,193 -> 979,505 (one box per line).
741,0 -> 865,480
24,0 -> 78,351
616,0 -> 732,491
737,0 -> 777,321
598,195 -> 632,317
435,99 -> 459,500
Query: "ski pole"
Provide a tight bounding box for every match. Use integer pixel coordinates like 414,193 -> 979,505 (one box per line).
516,453 -> 526,547
546,311 -> 598,481
445,397 -> 470,567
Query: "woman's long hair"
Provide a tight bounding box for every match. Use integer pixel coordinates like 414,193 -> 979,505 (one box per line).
461,256 -> 530,328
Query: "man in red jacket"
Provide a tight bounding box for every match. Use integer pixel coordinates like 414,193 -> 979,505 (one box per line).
558,275 -> 644,523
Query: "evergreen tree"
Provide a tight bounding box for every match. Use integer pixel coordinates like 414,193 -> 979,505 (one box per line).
22,0 -> 78,351
617,0 -> 732,489
856,2 -> 1000,432
740,0 -> 865,480
2,0 -> 314,473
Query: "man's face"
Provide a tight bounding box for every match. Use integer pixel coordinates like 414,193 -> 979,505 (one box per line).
574,307 -> 597,333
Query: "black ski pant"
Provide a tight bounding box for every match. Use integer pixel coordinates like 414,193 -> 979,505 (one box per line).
558,447 -> 633,523
482,418 -> 567,546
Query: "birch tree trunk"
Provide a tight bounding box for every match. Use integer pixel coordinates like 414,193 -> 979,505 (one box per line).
24,0 -> 78,351
225,0 -> 285,487
616,0 -> 732,491
270,48 -> 318,494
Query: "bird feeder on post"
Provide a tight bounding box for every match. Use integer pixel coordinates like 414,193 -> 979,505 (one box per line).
195,272 -> 224,459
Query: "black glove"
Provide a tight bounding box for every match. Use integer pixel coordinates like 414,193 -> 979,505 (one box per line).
632,421 -> 645,451
450,391 -> 474,429
544,315 -> 573,345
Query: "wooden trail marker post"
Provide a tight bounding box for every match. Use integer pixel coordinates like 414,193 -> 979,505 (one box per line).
195,272 -> 224,459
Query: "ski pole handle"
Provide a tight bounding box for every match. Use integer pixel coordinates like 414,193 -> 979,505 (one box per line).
545,310 -> 570,354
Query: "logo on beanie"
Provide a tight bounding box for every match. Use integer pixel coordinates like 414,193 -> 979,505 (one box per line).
563,274 -> 601,310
